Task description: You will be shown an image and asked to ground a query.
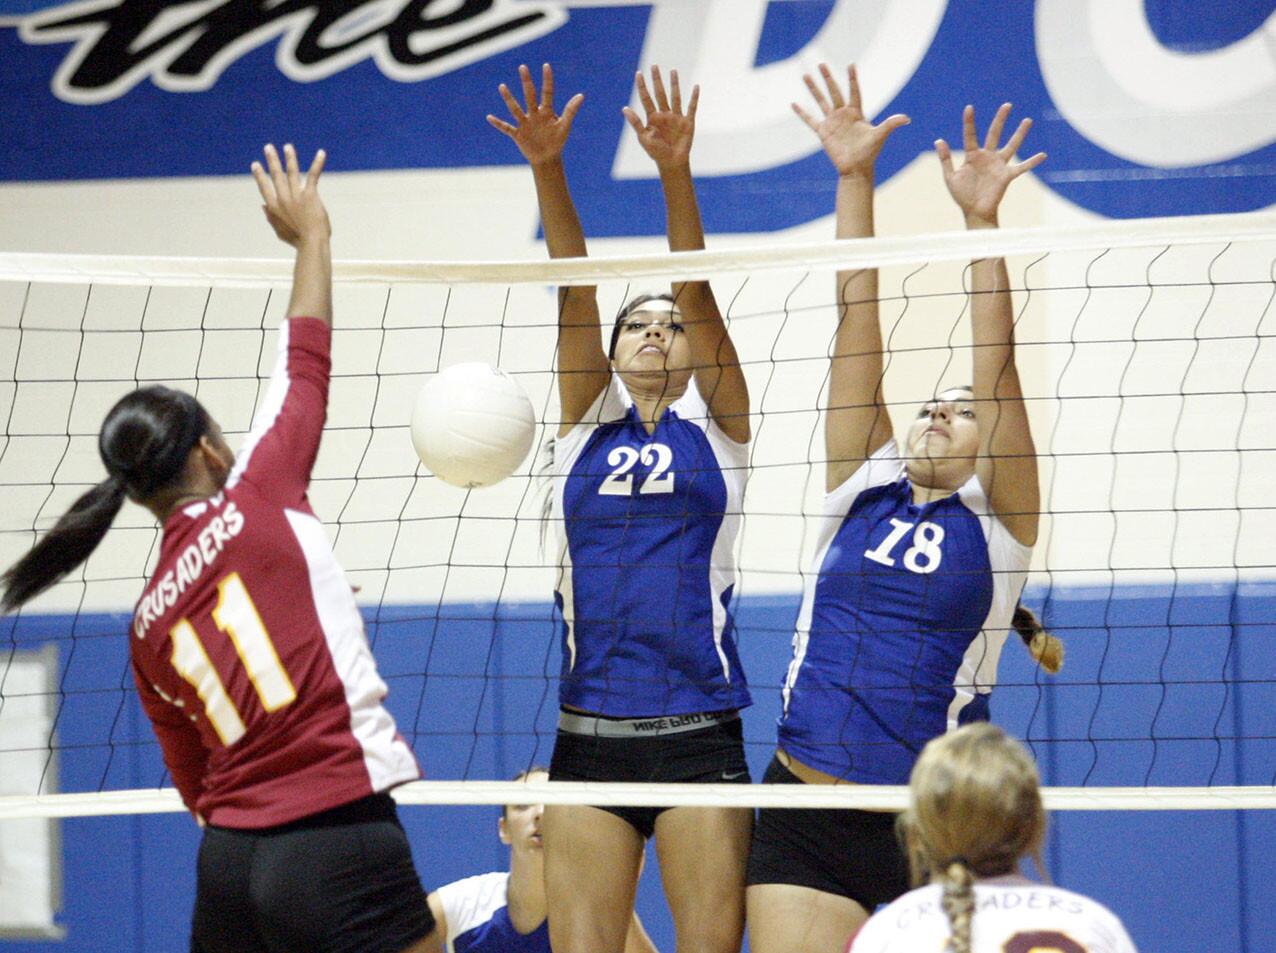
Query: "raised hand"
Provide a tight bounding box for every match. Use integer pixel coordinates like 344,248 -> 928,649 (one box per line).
623,66 -> 698,171
487,63 -> 584,167
936,103 -> 1046,227
793,63 -> 909,178
251,143 -> 329,248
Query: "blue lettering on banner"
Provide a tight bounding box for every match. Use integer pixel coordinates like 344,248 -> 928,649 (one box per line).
1,0 -> 1273,230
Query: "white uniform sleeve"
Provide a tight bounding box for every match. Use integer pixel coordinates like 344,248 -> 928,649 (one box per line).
827,438 -> 906,514
558,377 -> 627,454
434,872 -> 509,951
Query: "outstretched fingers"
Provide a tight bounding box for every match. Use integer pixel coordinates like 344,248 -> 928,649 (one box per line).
635,70 -> 657,119
846,63 -> 861,114
498,82 -> 526,123
1012,150 -> 1048,177
791,101 -> 820,133
935,138 -> 955,176
284,142 -> 302,192
541,62 -> 554,110
304,148 -> 326,189
519,63 -> 538,113
984,102 -> 1012,151
650,65 -> 671,112
251,156 -> 273,205
561,92 -> 584,127
486,114 -> 517,136
818,62 -> 845,110
264,143 -> 287,200
803,71 -> 833,116
962,104 -> 979,153
1002,116 -> 1033,157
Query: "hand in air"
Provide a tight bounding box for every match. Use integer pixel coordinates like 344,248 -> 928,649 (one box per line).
624,65 -> 698,171
251,143 -> 329,248
487,63 -> 584,167
936,104 -> 1047,227
793,63 -> 909,178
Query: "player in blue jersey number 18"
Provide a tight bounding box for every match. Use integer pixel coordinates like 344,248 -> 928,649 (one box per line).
746,64 -> 1053,953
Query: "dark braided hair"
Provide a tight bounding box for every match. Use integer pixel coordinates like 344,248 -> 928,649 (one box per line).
1,386 -> 209,613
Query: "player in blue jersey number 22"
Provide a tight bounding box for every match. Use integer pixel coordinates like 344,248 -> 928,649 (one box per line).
489,63 -> 753,953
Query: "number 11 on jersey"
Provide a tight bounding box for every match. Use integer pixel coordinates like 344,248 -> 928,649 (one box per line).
169,572 -> 297,746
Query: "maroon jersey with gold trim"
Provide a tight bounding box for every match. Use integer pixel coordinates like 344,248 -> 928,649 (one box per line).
129,317 -> 418,829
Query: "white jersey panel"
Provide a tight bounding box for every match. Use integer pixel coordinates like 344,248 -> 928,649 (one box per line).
949,475 -> 1033,725
285,509 -> 419,792
437,872 -> 509,953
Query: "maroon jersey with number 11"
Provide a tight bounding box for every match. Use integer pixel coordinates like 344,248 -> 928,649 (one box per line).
129,317 -> 419,829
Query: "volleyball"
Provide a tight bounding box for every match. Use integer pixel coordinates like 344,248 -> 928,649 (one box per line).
410,363 -> 536,488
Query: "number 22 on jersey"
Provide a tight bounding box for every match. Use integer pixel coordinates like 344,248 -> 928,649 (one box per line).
169,572 -> 297,745
598,442 -> 675,495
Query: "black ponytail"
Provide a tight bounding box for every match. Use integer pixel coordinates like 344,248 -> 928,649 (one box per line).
1,386 -> 208,613
1,478 -> 127,612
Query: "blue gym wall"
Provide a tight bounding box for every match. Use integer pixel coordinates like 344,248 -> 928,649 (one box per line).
3,582 -> 1276,952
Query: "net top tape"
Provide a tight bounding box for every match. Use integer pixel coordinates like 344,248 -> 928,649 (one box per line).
2,213 -> 1274,288
1,781 -> 1274,819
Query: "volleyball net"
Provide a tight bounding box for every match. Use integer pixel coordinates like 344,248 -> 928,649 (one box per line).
2,212 -> 1275,820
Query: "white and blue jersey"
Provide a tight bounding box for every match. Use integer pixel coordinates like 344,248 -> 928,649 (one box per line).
779,440 -> 1031,783
551,376 -> 751,717
435,872 -> 548,953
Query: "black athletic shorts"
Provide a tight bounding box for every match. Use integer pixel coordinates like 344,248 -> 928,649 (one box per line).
549,711 -> 751,838
190,793 -> 435,953
746,756 -> 909,912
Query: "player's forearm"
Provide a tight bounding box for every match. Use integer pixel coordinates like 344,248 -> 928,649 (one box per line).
833,172 -> 883,359
531,157 -> 589,261
286,232 -> 333,327
658,161 -> 722,345
966,218 -> 1017,397
658,161 -> 706,253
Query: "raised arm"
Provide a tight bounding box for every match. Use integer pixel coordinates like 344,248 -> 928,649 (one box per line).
489,63 -> 608,436
251,143 -> 331,326
794,64 -> 908,490
624,66 -> 749,442
935,104 -> 1045,545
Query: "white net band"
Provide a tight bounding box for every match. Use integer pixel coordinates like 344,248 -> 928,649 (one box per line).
2,781 -> 1274,820
2,212 -> 1274,287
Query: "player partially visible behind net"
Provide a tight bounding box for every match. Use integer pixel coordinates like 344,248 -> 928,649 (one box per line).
851,723 -> 1139,953
425,767 -> 658,953
0,145 -> 441,953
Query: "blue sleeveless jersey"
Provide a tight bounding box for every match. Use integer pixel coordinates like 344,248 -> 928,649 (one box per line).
778,440 -> 1031,783
436,872 -> 549,953
552,377 -> 751,717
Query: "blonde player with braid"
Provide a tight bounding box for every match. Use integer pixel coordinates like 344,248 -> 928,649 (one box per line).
849,723 -> 1138,953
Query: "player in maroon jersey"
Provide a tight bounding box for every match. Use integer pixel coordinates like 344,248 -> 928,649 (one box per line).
1,144 -> 442,953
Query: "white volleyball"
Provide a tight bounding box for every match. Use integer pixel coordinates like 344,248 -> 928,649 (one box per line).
410,363 -> 536,488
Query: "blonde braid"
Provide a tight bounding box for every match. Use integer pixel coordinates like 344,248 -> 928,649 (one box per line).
939,860 -> 976,953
